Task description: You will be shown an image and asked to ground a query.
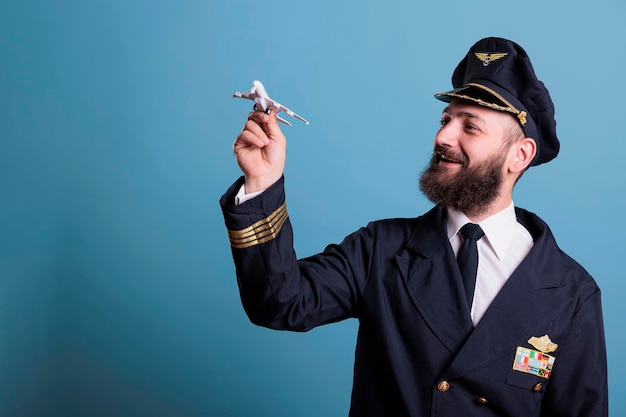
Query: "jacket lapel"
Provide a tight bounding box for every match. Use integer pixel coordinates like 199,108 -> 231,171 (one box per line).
396,205 -> 475,354
446,209 -> 568,376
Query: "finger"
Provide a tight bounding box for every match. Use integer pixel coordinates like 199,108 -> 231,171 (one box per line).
243,119 -> 271,146
247,110 -> 270,125
243,118 -> 268,138
252,109 -> 286,143
235,127 -> 268,150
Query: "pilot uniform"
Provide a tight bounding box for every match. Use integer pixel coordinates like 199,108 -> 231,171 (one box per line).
220,176 -> 608,417
220,37 -> 608,416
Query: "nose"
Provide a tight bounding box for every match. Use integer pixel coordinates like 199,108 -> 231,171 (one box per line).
435,121 -> 460,148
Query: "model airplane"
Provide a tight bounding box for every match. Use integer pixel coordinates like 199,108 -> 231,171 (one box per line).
233,80 -> 309,126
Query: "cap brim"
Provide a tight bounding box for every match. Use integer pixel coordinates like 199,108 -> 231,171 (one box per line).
435,84 -> 515,115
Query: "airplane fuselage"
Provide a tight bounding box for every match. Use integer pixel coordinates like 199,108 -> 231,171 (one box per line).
233,80 -> 309,126
251,80 -> 271,112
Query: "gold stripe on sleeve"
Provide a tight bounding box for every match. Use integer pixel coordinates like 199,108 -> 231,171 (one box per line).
228,202 -> 288,249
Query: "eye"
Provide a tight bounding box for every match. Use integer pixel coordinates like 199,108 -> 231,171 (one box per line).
440,117 -> 450,127
464,122 -> 482,132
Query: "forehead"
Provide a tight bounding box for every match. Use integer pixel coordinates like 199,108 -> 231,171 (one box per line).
443,99 -> 507,119
443,99 -> 520,134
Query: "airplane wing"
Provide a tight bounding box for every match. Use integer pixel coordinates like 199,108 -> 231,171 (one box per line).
269,99 -> 309,125
233,81 -> 309,126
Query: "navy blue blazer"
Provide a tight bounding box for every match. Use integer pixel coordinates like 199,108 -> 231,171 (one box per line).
221,177 -> 608,417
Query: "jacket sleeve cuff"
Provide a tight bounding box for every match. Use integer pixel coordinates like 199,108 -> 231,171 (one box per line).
219,176 -> 287,249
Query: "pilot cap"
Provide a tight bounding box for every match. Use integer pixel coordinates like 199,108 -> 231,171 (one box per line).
435,37 -> 559,166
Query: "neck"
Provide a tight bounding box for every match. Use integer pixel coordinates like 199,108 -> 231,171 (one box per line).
462,190 -> 513,222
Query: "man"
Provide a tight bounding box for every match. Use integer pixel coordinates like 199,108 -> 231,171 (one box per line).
220,37 -> 608,416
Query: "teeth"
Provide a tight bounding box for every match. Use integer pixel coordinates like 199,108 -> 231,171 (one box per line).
439,154 -> 461,163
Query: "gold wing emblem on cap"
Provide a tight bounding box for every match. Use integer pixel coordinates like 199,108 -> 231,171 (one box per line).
528,335 -> 558,354
475,52 -> 509,66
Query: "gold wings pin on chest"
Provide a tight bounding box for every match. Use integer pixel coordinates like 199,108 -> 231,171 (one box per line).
528,335 -> 558,353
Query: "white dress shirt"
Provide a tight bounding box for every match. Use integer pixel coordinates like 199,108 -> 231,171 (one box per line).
235,184 -> 262,205
446,203 -> 533,325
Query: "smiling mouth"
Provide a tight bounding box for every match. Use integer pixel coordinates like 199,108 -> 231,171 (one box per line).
435,149 -> 465,165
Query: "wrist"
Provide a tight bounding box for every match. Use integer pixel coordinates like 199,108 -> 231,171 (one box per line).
244,174 -> 281,194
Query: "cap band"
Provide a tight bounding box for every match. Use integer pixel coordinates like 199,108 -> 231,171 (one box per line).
436,83 -> 528,125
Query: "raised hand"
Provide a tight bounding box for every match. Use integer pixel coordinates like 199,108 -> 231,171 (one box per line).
233,109 -> 287,194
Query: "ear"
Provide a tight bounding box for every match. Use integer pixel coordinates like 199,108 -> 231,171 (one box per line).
509,138 -> 536,174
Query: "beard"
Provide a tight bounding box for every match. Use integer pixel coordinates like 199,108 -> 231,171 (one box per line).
419,145 -> 506,216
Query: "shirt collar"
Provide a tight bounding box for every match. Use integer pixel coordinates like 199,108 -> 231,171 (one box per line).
446,202 -> 518,261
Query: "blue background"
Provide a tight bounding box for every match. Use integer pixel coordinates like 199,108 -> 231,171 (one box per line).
2,1 -> 624,416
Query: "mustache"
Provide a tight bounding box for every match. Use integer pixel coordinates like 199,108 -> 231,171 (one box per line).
433,145 -> 468,166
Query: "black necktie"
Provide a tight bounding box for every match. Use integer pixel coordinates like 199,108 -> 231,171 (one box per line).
457,223 -> 485,309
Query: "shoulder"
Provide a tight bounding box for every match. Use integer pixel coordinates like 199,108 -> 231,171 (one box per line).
515,206 -> 599,295
336,205 -> 448,259
339,217 -> 420,250
366,205 -> 443,239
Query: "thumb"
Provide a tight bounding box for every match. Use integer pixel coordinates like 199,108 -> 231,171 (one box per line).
264,109 -> 286,141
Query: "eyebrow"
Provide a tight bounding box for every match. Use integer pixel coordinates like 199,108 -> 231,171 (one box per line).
442,106 -> 486,124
